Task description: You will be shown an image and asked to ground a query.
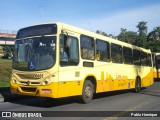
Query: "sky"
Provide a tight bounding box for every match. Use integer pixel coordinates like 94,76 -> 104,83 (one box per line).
0,0 -> 160,35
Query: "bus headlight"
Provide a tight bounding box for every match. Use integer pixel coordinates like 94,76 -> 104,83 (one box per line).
13,79 -> 18,84
42,76 -> 52,85
12,75 -> 18,84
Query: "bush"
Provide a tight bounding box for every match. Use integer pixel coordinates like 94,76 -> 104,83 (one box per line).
2,46 -> 13,59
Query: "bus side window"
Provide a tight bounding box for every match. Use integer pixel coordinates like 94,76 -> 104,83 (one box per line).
123,47 -> 133,64
80,35 -> 95,60
96,39 -> 110,62
147,54 -> 152,67
133,49 -> 141,65
111,43 -> 122,63
141,52 -> 148,66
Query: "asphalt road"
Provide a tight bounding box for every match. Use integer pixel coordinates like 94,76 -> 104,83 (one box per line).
0,81 -> 160,120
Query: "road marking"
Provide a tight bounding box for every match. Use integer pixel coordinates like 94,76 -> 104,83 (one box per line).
103,101 -> 149,120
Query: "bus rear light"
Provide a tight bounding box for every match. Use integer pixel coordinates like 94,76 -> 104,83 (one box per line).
42,89 -> 52,94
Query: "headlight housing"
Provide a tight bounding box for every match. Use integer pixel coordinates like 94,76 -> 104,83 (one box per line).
41,76 -> 52,85
11,75 -> 19,84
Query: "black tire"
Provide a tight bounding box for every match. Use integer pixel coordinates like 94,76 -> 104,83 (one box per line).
134,77 -> 141,93
80,80 -> 94,104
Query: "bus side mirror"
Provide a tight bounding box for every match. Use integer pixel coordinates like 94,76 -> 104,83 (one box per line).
61,30 -> 68,37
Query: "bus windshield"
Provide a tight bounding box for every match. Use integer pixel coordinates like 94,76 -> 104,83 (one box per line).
13,36 -> 56,71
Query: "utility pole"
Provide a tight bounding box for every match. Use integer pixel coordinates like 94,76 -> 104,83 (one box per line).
38,5 -> 44,22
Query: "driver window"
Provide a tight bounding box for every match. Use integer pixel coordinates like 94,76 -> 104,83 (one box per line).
60,34 -> 79,66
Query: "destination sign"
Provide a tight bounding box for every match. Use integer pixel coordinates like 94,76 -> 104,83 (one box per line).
16,24 -> 57,38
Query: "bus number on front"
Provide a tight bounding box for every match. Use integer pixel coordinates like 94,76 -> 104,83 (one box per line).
34,74 -> 43,79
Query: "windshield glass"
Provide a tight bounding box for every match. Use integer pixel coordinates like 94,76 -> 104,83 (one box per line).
13,36 -> 56,71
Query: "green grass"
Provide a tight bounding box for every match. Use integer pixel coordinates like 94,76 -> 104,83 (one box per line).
0,58 -> 12,88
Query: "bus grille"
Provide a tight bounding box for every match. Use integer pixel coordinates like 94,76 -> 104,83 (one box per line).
21,87 -> 37,92
20,81 -> 40,85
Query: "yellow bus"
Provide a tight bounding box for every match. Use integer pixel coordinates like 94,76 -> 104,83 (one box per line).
10,22 -> 154,103
153,53 -> 160,80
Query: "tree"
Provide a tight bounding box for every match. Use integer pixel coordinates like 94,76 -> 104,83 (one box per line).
96,30 -> 117,39
147,41 -> 160,52
136,21 -> 148,48
147,26 -> 160,52
120,28 -> 127,33
96,30 -> 108,37
137,21 -> 147,34
118,28 -> 137,44
148,26 -> 160,42
3,46 -> 12,54
2,46 -> 13,59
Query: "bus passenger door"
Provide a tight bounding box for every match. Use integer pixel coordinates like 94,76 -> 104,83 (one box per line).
58,34 -> 80,97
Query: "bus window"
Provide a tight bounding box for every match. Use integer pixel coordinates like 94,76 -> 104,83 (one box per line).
141,52 -> 147,66
155,55 -> 160,69
96,39 -> 110,62
80,35 -> 95,60
13,36 -> 56,71
60,34 -> 79,66
133,49 -> 141,65
123,47 -> 133,64
18,44 -> 26,62
111,43 -> 122,63
147,54 -> 152,67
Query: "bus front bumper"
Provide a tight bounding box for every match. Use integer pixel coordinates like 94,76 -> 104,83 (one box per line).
10,81 -> 59,98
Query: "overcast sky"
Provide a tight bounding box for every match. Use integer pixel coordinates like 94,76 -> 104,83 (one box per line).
0,0 -> 160,35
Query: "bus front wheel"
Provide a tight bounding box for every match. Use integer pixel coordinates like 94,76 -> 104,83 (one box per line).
80,80 -> 94,104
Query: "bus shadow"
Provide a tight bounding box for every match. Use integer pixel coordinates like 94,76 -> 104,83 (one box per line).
93,90 -> 131,100
0,87 -> 12,101
9,90 -> 132,108
140,91 -> 160,97
10,96 -> 81,108
154,78 -> 160,82
0,87 -> 31,102
6,87 -> 153,108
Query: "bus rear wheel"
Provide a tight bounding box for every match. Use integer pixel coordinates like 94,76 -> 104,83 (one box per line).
80,80 -> 94,104
135,77 -> 141,93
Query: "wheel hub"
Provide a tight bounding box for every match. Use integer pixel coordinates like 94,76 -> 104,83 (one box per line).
85,86 -> 92,98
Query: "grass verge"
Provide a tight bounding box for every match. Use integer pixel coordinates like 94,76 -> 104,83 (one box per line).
0,58 -> 12,88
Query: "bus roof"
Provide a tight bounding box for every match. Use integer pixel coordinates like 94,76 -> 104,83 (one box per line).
59,22 -> 151,53
153,52 -> 160,55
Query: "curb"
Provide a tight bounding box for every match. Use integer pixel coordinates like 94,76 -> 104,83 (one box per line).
0,90 -> 31,103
